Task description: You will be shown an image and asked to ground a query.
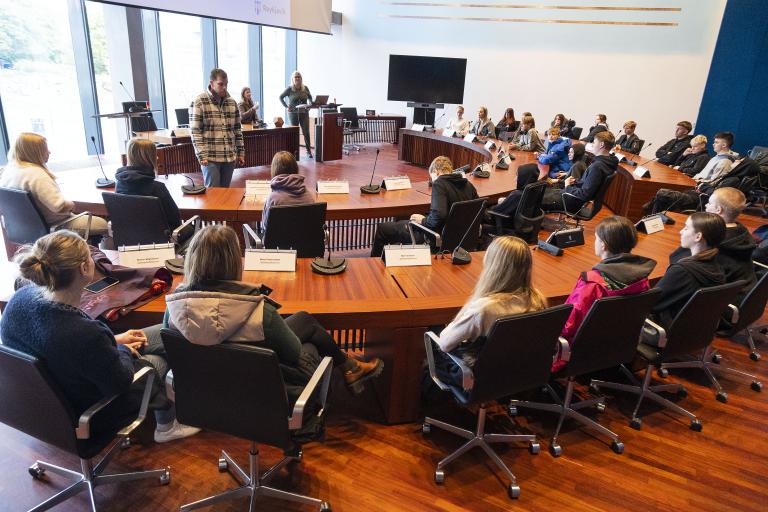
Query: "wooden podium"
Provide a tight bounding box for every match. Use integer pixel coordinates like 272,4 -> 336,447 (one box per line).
316,112 -> 343,162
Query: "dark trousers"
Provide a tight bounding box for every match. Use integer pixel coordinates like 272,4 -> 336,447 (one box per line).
370,219 -> 427,257
645,189 -> 701,215
285,311 -> 347,366
288,112 -> 312,155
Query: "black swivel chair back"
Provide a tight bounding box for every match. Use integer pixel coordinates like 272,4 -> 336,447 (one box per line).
0,186 -> 50,246
263,202 -> 327,258
722,270 -> 768,336
122,101 -> 158,133
103,192 -> 171,247
636,139 -> 646,152
563,172 -> 616,223
340,107 -> 363,130
437,198 -> 487,253
513,181 -> 547,243
175,108 -> 190,126
571,126 -> 584,140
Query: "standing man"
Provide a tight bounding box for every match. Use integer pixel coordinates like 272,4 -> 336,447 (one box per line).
191,68 -> 245,188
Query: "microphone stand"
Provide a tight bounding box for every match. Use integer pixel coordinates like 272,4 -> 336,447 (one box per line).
360,148 -> 381,194
90,136 -> 114,188
311,225 -> 347,275
181,174 -> 206,195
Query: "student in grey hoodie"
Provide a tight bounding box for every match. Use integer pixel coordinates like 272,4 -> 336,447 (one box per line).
262,151 -> 317,229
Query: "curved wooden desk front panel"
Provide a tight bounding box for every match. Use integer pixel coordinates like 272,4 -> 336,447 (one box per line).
398,129 -> 492,169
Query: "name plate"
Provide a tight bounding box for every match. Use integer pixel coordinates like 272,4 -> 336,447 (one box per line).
443,128 -> 456,138
316,180 -> 349,194
463,133 -> 478,142
382,176 -> 412,191
118,243 -> 175,269
633,166 -> 651,178
173,128 -> 190,137
614,152 -> 626,162
383,244 -> 432,267
245,179 -> 271,198
484,140 -> 497,151
411,123 -> 426,132
244,249 -> 297,272
636,214 -> 665,234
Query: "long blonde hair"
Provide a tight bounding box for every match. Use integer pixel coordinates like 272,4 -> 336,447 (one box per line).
459,236 -> 546,316
126,138 -> 157,170
15,230 -> 90,291
183,225 -> 243,286
291,71 -> 303,91
9,132 -> 54,178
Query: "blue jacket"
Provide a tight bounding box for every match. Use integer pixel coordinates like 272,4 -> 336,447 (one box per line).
538,137 -> 572,178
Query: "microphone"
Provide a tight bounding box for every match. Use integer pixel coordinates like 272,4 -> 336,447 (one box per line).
119,81 -> 144,112
648,192 -> 685,225
432,111 -> 446,128
453,164 -> 471,175
181,174 -> 206,195
311,225 -> 347,275
90,136 -> 114,188
495,151 -> 516,170
360,148 -> 381,194
624,142 -> 654,166
451,204 -> 486,265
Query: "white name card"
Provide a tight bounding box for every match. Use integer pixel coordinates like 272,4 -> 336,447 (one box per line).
484,140 -> 497,151
118,243 -> 176,269
411,123 -> 426,132
443,128 -> 456,138
463,133 -> 478,143
316,180 -> 350,194
384,244 -> 432,267
636,214 -> 665,235
382,176 -> 412,191
614,152 -> 626,162
244,249 -> 297,272
245,180 -> 271,198
633,166 -> 651,178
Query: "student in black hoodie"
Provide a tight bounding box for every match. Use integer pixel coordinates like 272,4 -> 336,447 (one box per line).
580,114 -> 608,143
651,212 -> 726,328
655,121 -> 694,165
370,156 -> 479,257
115,139 -> 182,230
673,135 -> 710,177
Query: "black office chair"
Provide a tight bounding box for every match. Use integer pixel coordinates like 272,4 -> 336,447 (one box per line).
102,192 -> 198,252
122,101 -> 157,133
246,202 -> 327,258
175,107 -> 190,127
510,289 -> 661,456
0,345 -> 169,512
591,281 -> 744,430
422,304 -> 572,499
487,181 -> 547,243
0,186 -> 92,260
571,126 -> 584,140
636,139 -> 646,153
551,172 -> 616,227
408,198 -> 487,254
161,329 -> 332,511
718,262 -> 768,360
340,107 -> 366,153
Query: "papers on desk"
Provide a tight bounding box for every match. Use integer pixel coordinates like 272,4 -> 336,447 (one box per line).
244,248 -> 297,272
384,244 -> 432,267
381,176 -> 412,191
317,180 -> 350,194
245,180 -> 271,199
118,243 -> 175,268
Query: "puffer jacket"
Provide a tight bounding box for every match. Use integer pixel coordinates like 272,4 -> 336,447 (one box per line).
538,137 -> 572,178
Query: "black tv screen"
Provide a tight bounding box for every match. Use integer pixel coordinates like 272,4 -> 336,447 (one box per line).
387,55 -> 467,104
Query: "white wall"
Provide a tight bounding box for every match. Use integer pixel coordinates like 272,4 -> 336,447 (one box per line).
297,0 -> 727,157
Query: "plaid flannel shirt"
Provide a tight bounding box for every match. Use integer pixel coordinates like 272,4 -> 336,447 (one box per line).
190,89 -> 245,163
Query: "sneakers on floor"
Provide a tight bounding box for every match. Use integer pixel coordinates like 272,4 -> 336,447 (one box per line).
154,420 -> 200,444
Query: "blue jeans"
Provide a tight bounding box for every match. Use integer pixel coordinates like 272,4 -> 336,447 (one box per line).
201,161 -> 236,188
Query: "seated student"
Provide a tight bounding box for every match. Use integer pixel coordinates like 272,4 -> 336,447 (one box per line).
673,135 -> 710,177
262,151 -> 316,229
164,225 -> 384,394
0,231 -> 199,442
495,108 -> 518,137
614,121 -> 642,154
469,106 -> 495,138
446,105 -> 470,136
0,132 -> 108,237
650,212 -> 726,328
567,143 -> 589,181
580,114 -> 608,143
115,139 -> 182,231
238,86 -> 262,125
552,216 -> 656,371
370,156 -> 478,257
515,128 -> 572,189
551,113 -> 574,139
655,121 -> 694,165
430,236 -> 547,387
509,115 -> 545,153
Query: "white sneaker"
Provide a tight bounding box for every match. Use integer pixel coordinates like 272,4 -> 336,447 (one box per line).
154,420 -> 200,443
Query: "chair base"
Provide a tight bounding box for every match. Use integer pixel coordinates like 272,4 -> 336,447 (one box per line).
508,377 -> 623,456
745,325 -> 766,361
26,436 -> 169,512
423,405 -> 535,499
591,364 -> 702,431
180,444 -> 328,512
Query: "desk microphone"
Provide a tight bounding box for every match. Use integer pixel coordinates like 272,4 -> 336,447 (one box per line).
360,148 -> 381,194
433,111 -> 446,128
181,174 -> 206,195
624,142 -> 653,166
451,204 -> 486,265
90,136 -> 114,188
651,193 -> 685,225
118,81 -> 144,112
311,225 -> 347,275
632,151 -> 660,170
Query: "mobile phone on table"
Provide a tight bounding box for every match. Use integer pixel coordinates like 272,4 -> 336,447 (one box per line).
84,276 -> 119,294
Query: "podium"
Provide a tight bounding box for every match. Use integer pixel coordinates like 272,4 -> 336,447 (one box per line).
315,112 -> 343,163
93,109 -> 161,151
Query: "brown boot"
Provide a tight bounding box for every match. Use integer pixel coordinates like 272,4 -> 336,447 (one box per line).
344,357 -> 384,395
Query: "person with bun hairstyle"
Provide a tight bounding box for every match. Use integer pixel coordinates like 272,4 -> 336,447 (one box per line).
0,231 -> 199,443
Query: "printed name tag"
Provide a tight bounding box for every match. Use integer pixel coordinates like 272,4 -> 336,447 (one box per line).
173,128 -> 190,136
484,140 -> 497,151
411,123 -> 426,132
244,249 -> 297,272
614,152 -> 626,162
118,243 -> 176,269
383,244 -> 432,267
245,180 -> 271,198
633,166 -> 651,178
443,128 -> 456,138
382,176 -> 412,191
317,180 -> 349,194
463,133 -> 478,142
636,214 -> 665,234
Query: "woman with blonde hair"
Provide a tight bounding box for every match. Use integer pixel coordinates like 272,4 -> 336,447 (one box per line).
262,151 -> 316,228
163,225 -> 383,394
0,132 -> 108,237
0,230 -> 199,442
279,71 -> 313,158
431,236 -> 547,385
470,105 -> 495,138
115,138 -> 182,230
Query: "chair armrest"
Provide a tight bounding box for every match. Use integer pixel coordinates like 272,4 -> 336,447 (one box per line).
423,332 -> 474,391
171,215 -> 200,243
407,220 -> 442,250
165,370 -> 175,402
288,356 -> 333,430
486,209 -> 510,219
445,352 -> 474,391
642,318 -> 668,348
557,337 -> 571,362
560,192 -> 586,217
755,261 -> 768,271
242,223 -> 264,250
51,211 -> 92,240
487,209 -> 509,235
76,366 -> 155,440
723,303 -> 740,325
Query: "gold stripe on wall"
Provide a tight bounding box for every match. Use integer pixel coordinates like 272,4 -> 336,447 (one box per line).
382,2 -> 682,12
383,14 -> 679,26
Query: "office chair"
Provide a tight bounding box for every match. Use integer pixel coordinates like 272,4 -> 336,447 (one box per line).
0,344 -> 170,512
246,202 -> 327,258
175,107 -> 190,127
571,127 -> 583,140
161,329 -> 332,511
550,172 -> 616,227
122,101 -> 157,133
636,139 -> 646,153
341,107 -> 366,154
510,289 -> 661,456
717,262 -> 768,360
591,281 -> 744,430
487,181 -> 547,243
408,198 -> 486,254
423,304 -> 572,499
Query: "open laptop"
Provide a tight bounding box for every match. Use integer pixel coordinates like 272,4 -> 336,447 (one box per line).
313,95 -> 329,106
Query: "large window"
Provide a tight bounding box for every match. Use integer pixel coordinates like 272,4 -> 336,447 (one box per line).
159,12 -> 203,127
216,20 -> 250,106
261,26 -> 287,124
0,0 -> 86,160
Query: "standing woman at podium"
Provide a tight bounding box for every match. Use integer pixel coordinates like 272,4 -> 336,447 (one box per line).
279,71 -> 313,158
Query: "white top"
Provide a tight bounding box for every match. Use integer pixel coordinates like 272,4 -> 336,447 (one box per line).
447,117 -> 470,136
0,162 -> 74,225
437,295 -> 532,352
693,153 -> 733,183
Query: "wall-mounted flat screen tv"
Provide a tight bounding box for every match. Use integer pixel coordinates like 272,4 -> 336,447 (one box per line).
387,55 -> 466,104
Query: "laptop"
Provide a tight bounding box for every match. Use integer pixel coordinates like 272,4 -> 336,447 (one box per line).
313,95 -> 329,106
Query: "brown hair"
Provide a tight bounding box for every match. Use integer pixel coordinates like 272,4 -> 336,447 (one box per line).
594,130 -> 616,148
209,68 -> 227,81
548,127 -> 561,136
126,138 -> 156,170
690,212 -> 726,248
429,156 -> 454,175
710,187 -> 746,223
596,216 -> 637,255
552,113 -> 566,127
240,86 -> 252,103
623,120 -> 637,129
521,115 -> 535,129
184,225 -> 243,285
504,108 -> 516,122
677,121 -> 693,133
15,230 -> 89,291
270,151 -> 299,177
597,114 -> 607,123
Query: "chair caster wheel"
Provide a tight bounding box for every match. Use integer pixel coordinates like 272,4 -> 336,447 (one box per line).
611,441 -> 624,454
549,443 -> 562,457
508,484 -> 521,499
596,402 -> 606,413
677,387 -> 688,399
630,417 -> 642,430
320,502 -> 331,512
218,458 -> 228,472
159,468 -> 171,485
529,442 -> 540,455
690,419 -> 703,432
749,351 -> 761,361
28,464 -> 45,479
657,368 -> 669,378
751,380 -> 762,392
434,469 -> 445,484
589,383 -> 600,394
508,406 -> 518,416
120,438 -> 131,449
422,423 -> 431,435
716,391 -> 728,403
711,353 -> 722,364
